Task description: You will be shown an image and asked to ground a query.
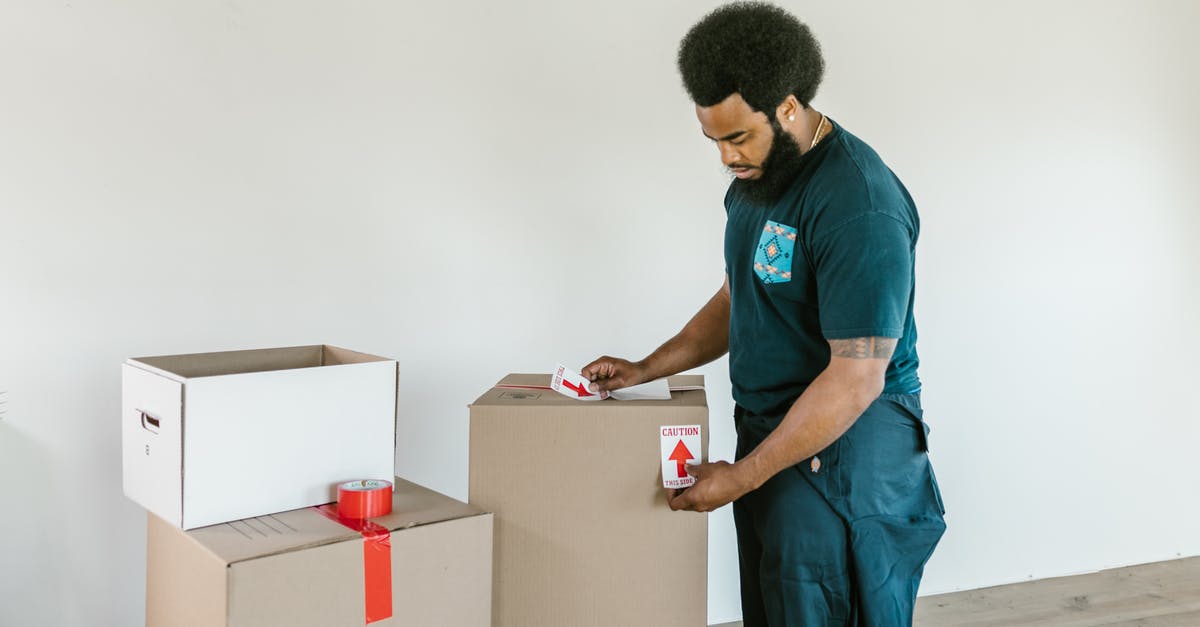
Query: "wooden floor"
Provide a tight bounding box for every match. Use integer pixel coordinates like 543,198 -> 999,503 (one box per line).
712,556 -> 1200,626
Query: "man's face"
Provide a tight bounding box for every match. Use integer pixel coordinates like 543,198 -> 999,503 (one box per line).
696,93 -> 776,180
697,92 -> 807,206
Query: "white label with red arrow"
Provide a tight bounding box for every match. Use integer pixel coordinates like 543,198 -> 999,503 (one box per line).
660,425 -> 702,489
552,364 -> 610,401
550,364 -> 674,402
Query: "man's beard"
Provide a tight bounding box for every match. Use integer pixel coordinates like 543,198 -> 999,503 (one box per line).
731,119 -> 806,207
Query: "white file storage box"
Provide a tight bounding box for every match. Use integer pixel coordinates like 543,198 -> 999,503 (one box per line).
123,345 -> 398,530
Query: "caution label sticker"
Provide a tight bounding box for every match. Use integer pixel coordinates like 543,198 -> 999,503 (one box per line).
660,425 -> 702,489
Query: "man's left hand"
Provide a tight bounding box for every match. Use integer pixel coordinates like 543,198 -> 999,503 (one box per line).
667,460 -> 754,513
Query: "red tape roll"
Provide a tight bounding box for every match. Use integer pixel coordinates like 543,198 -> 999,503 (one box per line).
337,479 -> 394,519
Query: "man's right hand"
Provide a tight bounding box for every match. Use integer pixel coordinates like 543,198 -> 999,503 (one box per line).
581,357 -> 651,393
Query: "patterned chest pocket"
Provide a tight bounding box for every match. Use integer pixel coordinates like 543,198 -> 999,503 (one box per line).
753,220 -> 797,284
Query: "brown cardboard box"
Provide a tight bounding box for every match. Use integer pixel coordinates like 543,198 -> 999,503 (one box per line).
469,373 -> 709,627
146,478 -> 492,627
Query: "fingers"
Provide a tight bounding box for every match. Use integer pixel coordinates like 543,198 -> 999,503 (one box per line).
581,356 -> 633,392
667,488 -> 691,511
669,487 -> 709,513
589,378 -> 624,393
581,356 -> 618,381
683,460 -> 716,478
669,462 -> 734,513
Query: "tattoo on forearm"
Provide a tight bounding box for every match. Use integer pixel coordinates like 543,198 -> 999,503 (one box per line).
829,337 -> 897,359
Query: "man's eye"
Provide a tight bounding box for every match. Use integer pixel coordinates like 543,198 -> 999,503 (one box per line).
731,137 -> 748,146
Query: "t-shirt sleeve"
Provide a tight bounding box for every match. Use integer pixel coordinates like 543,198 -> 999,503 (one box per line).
811,213 -> 913,340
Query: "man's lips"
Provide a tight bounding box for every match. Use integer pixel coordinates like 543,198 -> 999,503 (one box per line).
730,166 -> 757,179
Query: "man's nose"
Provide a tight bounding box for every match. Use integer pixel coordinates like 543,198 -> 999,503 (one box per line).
719,142 -> 741,166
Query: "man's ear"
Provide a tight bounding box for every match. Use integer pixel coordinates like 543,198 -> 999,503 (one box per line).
775,94 -> 803,125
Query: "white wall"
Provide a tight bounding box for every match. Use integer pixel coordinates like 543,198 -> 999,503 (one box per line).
1,1 -> 1197,625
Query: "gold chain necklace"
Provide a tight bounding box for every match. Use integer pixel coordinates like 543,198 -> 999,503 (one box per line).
809,114 -> 828,150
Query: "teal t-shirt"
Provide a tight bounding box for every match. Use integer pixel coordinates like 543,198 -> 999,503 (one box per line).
725,120 -> 921,416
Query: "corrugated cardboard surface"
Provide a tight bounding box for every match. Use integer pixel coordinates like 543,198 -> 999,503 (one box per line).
470,373 -> 709,627
147,478 -> 492,627
146,513 -> 227,627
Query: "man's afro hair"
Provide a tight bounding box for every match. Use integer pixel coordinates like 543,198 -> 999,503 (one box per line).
677,2 -> 825,113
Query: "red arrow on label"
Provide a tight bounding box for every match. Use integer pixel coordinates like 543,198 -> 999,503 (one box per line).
562,379 -> 594,398
668,440 -> 694,478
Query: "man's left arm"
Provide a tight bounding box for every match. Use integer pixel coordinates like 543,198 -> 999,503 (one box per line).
669,210 -> 915,512
667,336 -> 894,512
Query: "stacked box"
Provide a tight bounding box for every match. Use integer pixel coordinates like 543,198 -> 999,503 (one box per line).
126,345 -> 494,625
469,373 -> 709,627
123,344 -> 398,529
146,478 -> 493,627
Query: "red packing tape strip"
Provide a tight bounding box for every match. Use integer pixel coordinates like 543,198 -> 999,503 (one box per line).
315,480 -> 395,624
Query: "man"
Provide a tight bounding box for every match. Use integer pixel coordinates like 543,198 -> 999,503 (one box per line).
582,3 -> 945,625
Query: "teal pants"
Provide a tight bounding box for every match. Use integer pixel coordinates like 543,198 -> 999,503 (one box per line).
733,393 -> 946,626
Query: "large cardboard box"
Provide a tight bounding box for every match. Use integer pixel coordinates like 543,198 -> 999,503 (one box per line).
146,477 -> 493,627
469,373 -> 709,627
123,344 -> 397,529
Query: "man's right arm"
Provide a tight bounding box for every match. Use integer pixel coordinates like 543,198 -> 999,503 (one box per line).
582,275 -> 731,392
